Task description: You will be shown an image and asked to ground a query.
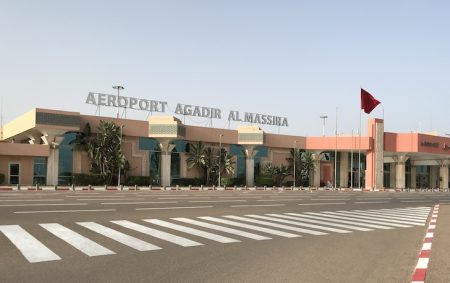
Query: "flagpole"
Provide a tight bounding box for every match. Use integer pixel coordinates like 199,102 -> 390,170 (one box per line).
334,107 -> 338,190
350,129 -> 353,189
358,108 -> 362,190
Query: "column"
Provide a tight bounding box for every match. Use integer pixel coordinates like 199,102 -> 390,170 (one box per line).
46,147 -> 59,186
438,160 -> 450,189
410,166 -> 417,189
311,152 -> 321,187
244,146 -> 258,186
394,155 -> 408,189
339,152 -> 348,187
159,141 -> 175,187
389,163 -> 396,188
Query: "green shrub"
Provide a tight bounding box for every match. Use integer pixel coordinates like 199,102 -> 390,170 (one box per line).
0,173 -> 4,184
221,177 -> 245,187
127,176 -> 152,186
255,175 -> 274,186
72,174 -> 105,186
171,178 -> 203,186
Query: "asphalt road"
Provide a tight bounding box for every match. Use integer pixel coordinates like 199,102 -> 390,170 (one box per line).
0,190 -> 448,283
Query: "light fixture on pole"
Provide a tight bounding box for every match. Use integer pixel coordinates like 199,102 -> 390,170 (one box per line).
218,134 -> 224,187
118,125 -> 125,187
293,140 -> 299,188
113,85 -> 124,119
320,115 -> 328,137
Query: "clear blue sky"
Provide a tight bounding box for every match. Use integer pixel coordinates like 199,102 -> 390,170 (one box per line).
2,0 -> 449,136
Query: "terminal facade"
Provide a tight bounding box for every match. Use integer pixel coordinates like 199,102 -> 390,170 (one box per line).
1,108 -> 450,189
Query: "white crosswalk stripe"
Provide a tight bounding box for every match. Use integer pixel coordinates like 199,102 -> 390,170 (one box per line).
172,218 -> 271,240
77,222 -> 161,251
40,223 -> 115,256
266,214 -> 373,231
285,213 -> 393,229
111,220 -> 203,247
244,215 -> 352,233
143,219 -> 240,243
0,225 -> 61,263
347,209 -> 429,221
304,212 -> 412,228
330,211 -> 426,225
223,215 -> 327,236
198,216 -> 300,238
1,206 -> 433,263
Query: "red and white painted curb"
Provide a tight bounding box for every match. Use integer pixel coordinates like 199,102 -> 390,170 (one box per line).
411,204 -> 439,283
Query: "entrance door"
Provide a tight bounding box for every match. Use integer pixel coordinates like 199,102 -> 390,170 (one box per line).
9,163 -> 20,185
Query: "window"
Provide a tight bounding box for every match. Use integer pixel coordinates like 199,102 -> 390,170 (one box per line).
9,163 -> 20,185
33,158 -> 47,185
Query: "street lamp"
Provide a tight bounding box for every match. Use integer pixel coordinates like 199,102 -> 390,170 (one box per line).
293,140 -> 299,188
113,85 -> 124,118
218,134 -> 224,187
320,115 -> 328,137
118,125 -> 125,187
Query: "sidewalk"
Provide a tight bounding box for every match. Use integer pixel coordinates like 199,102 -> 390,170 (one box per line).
425,204 -> 450,282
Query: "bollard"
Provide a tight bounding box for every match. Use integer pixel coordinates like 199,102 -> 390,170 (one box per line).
72,184 -> 75,191
134,185 -> 137,191
176,185 -> 179,191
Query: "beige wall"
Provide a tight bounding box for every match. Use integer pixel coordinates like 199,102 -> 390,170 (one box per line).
0,156 -> 34,185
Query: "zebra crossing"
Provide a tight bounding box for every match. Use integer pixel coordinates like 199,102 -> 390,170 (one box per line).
0,206 -> 431,263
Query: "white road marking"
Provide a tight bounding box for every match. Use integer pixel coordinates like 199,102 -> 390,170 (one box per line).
0,203 -> 88,207
305,212 -> 411,228
144,219 -> 239,243
337,210 -> 427,224
268,214 -> 372,231
298,203 -> 345,206
245,215 -> 351,233
224,215 -> 327,236
172,218 -> 271,240
320,211 -> 424,226
188,200 -> 247,203
14,209 -> 116,214
136,206 -> 213,210
101,201 -> 178,205
198,216 -> 299,238
77,222 -> 161,251
416,257 -> 429,269
341,209 -> 428,222
311,198 -> 350,201
40,223 -> 115,256
285,213 -> 393,229
77,198 -> 145,201
0,199 -> 65,202
354,201 -> 390,204
111,220 -> 202,247
0,225 -> 61,263
231,204 -> 285,207
256,199 -> 304,202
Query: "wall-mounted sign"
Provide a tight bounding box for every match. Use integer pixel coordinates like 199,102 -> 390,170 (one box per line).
86,93 -> 289,127
420,141 -> 439,148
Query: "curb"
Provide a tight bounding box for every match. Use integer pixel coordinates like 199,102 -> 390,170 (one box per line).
411,204 -> 439,283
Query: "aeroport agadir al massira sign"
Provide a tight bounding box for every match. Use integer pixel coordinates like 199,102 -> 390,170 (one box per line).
86,92 -> 289,127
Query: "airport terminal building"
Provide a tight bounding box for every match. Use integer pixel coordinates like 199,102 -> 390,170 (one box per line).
1,107 -> 450,190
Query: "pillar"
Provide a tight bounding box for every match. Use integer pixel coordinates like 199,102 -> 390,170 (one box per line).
339,152 -> 348,187
394,154 -> 408,189
365,119 -> 384,190
389,163 -> 396,188
159,142 -> 175,187
410,166 -> 417,189
311,152 -> 321,187
244,146 -> 258,186
46,148 -> 59,186
438,160 -> 450,189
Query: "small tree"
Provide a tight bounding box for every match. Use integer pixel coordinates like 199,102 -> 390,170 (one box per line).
262,163 -> 290,186
87,121 -> 127,185
287,149 -> 315,186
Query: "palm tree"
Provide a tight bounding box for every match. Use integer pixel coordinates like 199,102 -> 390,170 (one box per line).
262,163 -> 290,186
186,142 -> 207,182
87,120 -> 127,185
287,149 -> 315,186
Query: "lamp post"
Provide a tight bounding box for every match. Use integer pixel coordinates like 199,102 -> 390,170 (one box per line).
293,140 -> 299,188
118,125 -> 124,187
218,134 -> 224,187
113,85 -> 124,118
320,115 -> 328,137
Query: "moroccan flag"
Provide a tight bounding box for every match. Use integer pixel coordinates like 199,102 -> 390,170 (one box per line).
361,88 -> 380,114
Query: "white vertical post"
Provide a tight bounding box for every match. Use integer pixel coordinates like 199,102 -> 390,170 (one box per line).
334,107 -> 338,189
